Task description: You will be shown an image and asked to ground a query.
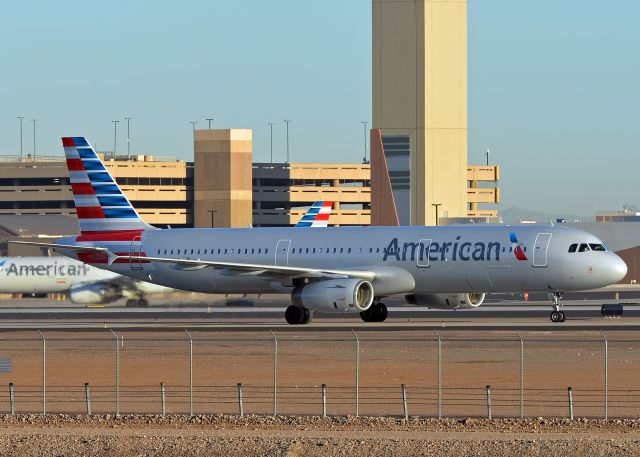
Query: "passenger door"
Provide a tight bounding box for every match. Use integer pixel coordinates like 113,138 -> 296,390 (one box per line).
532,233 -> 552,267
416,238 -> 431,268
275,239 -> 291,266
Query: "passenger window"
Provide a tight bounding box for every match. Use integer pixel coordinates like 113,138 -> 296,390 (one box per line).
313,248 -> 316,254
197,250 -> 201,255
589,244 -> 606,252
163,250 -> 167,255
306,248 -> 309,254
348,248 -> 352,253
217,249 -> 221,254
568,244 -> 578,253
376,247 -> 380,253
171,250 -> 174,255
578,243 -> 590,252
157,250 -> 160,255
265,249 -> 269,254
340,248 -> 344,253
251,248 -> 255,254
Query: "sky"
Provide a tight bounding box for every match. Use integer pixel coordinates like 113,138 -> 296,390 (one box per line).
0,0 -> 638,216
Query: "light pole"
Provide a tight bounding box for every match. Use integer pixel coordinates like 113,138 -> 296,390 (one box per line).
207,209 -> 218,228
431,203 -> 442,226
361,121 -> 368,163
112,120 -> 119,159
125,117 -> 132,159
31,119 -> 37,159
206,118 -> 214,130
284,120 -> 291,163
485,148 -> 490,166
189,121 -> 197,135
17,116 -> 24,159
267,122 -> 274,163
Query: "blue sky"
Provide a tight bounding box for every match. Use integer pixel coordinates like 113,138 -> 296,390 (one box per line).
1,1 -> 638,216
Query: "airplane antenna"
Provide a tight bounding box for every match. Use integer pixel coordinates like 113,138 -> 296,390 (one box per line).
549,218 -> 554,227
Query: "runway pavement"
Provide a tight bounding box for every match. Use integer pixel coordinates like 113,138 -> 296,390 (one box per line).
0,294 -> 638,331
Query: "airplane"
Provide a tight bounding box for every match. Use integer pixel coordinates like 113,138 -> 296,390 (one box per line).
0,256 -> 172,306
12,137 -> 628,324
295,202 -> 333,227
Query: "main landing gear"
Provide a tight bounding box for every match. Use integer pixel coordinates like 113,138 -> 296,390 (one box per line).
549,292 -> 566,323
126,298 -> 149,307
360,302 -> 388,323
285,305 -> 312,325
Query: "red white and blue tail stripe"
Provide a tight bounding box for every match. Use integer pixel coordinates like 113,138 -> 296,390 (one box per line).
295,202 -> 333,227
62,137 -> 154,236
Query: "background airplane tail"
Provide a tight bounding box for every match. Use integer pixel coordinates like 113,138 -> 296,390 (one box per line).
295,201 -> 333,227
62,137 -> 155,235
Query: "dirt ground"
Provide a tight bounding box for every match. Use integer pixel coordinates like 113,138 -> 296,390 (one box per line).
0,329 -> 638,419
0,415 -> 639,456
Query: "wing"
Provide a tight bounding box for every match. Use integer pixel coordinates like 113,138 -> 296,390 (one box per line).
8,240 -> 118,263
117,254 -> 376,281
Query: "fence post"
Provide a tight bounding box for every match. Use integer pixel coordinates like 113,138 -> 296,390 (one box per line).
433,330 -> 442,419
85,383 -> 91,415
185,329 -> 193,417
9,383 -> 14,415
237,383 -> 244,417
601,330 -> 608,420
486,385 -> 492,419
321,384 -> 327,418
37,330 -> 46,415
568,387 -> 574,420
516,330 -> 524,419
352,330 -> 360,417
269,330 -> 278,416
401,384 -> 408,420
110,330 -> 119,415
161,382 -> 166,416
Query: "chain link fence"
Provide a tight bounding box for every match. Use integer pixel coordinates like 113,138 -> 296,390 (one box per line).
0,329 -> 638,418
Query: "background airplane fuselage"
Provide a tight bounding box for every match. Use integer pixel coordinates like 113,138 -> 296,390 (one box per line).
0,257 -> 117,294
61,224 -> 625,296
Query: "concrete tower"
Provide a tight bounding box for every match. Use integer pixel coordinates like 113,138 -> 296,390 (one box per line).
372,0 -> 468,226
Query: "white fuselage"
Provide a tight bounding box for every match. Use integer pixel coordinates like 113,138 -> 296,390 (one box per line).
59,224 -> 627,297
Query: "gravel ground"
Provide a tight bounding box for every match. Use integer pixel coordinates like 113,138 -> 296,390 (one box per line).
0,415 -> 639,456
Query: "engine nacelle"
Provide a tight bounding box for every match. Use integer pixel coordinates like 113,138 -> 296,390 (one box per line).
292,279 -> 374,313
405,292 -> 486,310
69,283 -> 123,305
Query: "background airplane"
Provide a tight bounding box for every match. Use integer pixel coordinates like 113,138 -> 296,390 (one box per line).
0,256 -> 171,306
13,137 -> 628,324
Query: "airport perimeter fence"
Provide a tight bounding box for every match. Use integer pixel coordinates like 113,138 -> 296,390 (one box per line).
0,329 -> 638,419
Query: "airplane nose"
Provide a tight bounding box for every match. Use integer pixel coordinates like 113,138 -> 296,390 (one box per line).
608,254 -> 628,284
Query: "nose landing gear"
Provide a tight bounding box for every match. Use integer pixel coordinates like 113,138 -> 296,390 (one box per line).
549,292 -> 565,322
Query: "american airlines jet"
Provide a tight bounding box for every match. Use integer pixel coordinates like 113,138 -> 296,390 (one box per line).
0,256 -> 171,306
13,137 -> 628,324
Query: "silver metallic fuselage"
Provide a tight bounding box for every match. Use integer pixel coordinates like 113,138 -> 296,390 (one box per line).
59,224 -> 627,297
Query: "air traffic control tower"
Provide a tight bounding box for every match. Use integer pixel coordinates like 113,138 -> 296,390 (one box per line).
372,0 -> 480,226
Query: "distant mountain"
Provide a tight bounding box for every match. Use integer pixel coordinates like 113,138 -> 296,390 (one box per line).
499,206 -> 593,224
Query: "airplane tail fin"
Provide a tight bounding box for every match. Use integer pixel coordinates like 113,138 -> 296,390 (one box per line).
62,137 -> 156,235
295,201 -> 333,227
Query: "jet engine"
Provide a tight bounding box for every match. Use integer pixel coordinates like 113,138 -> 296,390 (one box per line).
292,279 -> 374,313
69,283 -> 123,305
405,293 -> 486,310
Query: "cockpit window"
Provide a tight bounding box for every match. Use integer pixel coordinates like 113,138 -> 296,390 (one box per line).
568,244 -> 578,253
589,243 -> 606,252
578,243 -> 591,252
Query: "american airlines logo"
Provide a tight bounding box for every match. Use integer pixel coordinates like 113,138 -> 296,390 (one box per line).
2,263 -> 91,277
383,234 -> 528,263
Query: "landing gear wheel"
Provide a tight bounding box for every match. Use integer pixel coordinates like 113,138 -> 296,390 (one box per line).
126,299 -> 137,308
360,303 -> 388,323
285,305 -> 310,325
300,308 -> 312,324
549,292 -> 565,323
360,307 -> 375,323
138,298 -> 149,307
375,303 -> 388,322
